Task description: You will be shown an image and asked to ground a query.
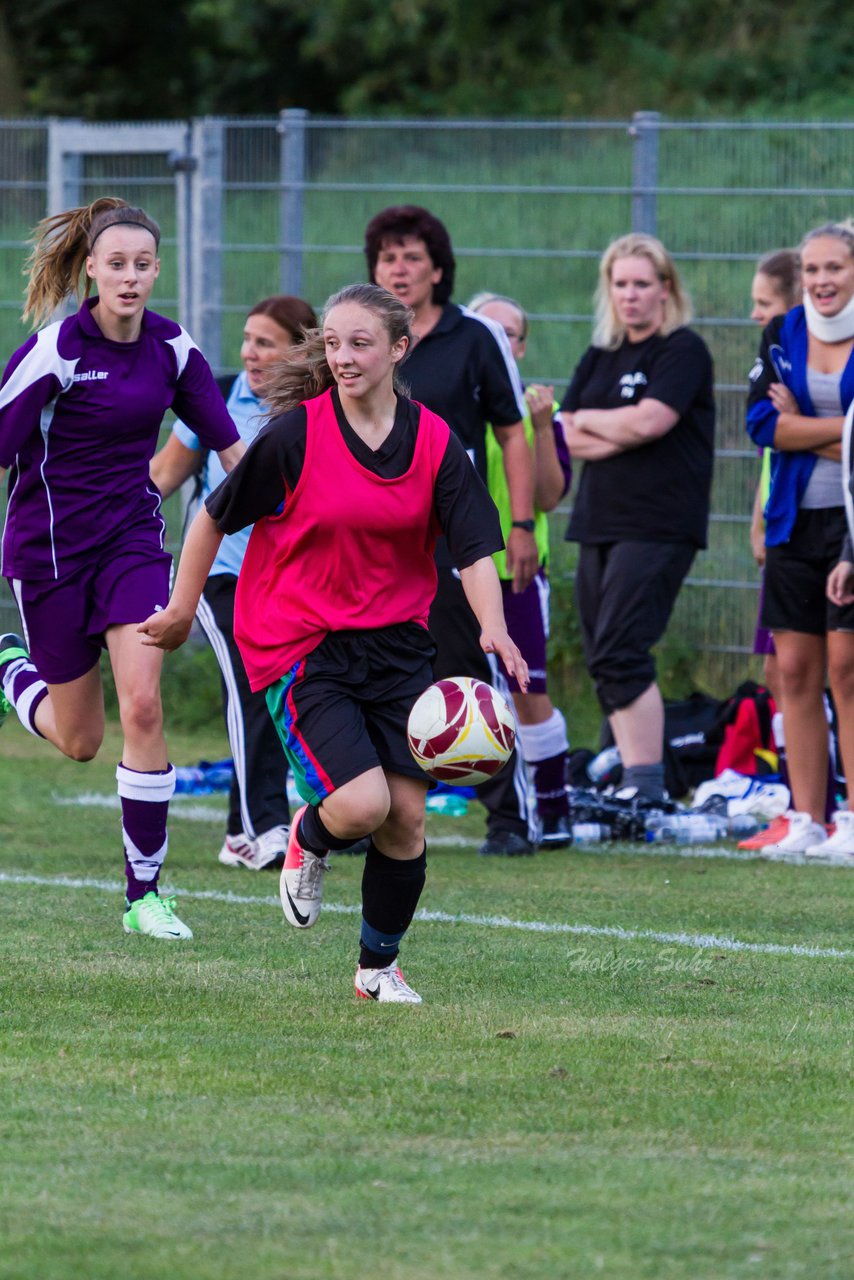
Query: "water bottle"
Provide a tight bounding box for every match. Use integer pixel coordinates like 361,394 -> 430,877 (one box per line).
587,747 -> 621,784
728,813 -> 762,839
645,813 -> 727,844
425,792 -> 469,816
572,822 -> 612,843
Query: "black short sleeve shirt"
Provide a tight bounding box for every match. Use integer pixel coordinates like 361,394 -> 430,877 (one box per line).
560,327 -> 715,547
399,303 -> 526,479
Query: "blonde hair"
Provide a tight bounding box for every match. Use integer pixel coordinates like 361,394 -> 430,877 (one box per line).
263,283 -> 413,416
593,233 -> 691,350
468,291 -> 529,341
23,197 -> 161,329
800,219 -> 854,260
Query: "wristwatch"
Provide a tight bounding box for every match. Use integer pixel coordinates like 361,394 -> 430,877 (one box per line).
511,519 -> 536,532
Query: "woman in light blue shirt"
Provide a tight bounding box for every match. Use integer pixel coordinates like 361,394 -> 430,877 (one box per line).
152,295 -> 317,870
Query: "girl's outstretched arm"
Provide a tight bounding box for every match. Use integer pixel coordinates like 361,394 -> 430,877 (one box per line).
459,555 -> 529,692
137,507 -> 224,650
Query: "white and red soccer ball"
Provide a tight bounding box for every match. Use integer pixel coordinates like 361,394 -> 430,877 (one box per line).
406,676 -> 516,786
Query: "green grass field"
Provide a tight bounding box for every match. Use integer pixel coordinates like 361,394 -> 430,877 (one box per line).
1,716 -> 852,1280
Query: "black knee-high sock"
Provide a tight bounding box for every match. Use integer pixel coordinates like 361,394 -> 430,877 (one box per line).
359,840 -> 427,969
299,803 -> 365,854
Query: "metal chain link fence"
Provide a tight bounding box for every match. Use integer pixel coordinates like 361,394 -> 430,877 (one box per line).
2,112 -> 853,689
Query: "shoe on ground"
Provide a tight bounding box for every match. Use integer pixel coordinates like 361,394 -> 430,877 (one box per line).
478,829 -> 535,857
254,824 -> 290,869
761,811 -> 827,863
355,962 -> 422,1004
280,805 -> 329,928
539,812 -> 573,849
218,831 -> 260,869
737,813 -> 789,850
0,633 -> 28,726
122,891 -> 193,940
805,810 -> 854,864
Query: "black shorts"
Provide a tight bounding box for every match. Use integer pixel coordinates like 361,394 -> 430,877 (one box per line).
763,507 -> 854,636
265,622 -> 436,805
575,540 -> 696,714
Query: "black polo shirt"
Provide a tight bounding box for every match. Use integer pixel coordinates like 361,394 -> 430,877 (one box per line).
400,303 -> 526,481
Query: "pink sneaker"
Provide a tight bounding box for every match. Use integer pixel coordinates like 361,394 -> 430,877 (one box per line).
738,813 -> 789,850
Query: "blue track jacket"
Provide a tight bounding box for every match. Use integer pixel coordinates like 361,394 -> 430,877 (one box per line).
746,305 -> 854,546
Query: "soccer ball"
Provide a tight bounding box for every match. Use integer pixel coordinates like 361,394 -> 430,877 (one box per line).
406,676 -> 516,786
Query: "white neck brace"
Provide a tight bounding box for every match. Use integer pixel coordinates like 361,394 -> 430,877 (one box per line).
803,290 -> 854,343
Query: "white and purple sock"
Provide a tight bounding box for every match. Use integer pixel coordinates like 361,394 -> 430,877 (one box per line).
116,763 -> 176,903
1,653 -> 48,738
518,710 -> 570,817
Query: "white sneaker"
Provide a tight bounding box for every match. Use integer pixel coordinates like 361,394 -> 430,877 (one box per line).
218,832 -> 261,870
354,962 -> 422,1004
254,824 -> 289,869
805,810 -> 854,865
280,806 -> 329,928
761,810 -> 827,864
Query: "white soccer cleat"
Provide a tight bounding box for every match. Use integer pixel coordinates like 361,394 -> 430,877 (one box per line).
761,810 -> 827,864
279,807 -> 329,928
354,962 -> 422,1004
805,810 -> 854,865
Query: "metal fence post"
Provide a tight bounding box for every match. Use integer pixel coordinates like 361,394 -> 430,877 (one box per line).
630,111 -> 660,235
170,124 -> 196,336
279,108 -> 307,296
46,118 -> 83,215
189,117 -> 224,371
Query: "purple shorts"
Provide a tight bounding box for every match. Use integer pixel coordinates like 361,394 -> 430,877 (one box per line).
752,573 -> 776,656
9,548 -> 171,684
500,569 -> 549,695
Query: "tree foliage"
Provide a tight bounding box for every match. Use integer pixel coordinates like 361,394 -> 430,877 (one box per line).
2,0 -> 853,120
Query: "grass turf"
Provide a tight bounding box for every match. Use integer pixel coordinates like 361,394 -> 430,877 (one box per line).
0,721 -> 852,1279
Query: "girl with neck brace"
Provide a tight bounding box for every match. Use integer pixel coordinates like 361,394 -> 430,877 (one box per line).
746,220 -> 854,861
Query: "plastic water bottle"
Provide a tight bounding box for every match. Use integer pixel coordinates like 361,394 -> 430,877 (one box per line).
645,814 -> 728,844
572,822 -> 612,843
587,747 -> 621,784
425,792 -> 469,816
728,813 -> 762,839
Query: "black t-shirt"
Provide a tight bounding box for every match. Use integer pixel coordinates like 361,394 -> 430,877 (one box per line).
206,387 -> 503,571
560,327 -> 715,547
400,303 -> 526,480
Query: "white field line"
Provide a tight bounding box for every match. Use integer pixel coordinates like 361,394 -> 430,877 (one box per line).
53,792 -> 768,859
0,870 -> 851,961
52,792 -> 471,847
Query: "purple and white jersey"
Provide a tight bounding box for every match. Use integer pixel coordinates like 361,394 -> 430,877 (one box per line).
0,299 -> 239,580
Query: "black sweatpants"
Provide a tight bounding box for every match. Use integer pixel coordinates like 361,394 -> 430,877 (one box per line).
197,574 -> 290,838
428,565 -> 532,839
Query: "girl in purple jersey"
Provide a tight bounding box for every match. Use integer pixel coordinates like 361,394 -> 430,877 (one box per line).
0,197 -> 243,940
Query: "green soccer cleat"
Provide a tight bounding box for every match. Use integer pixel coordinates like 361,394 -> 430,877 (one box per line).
122,892 -> 193,940
0,633 -> 28,728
